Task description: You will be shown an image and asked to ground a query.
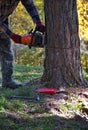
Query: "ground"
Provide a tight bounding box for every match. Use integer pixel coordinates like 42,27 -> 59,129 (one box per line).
0,65 -> 88,130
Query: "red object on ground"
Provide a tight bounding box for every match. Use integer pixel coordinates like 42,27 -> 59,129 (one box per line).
36,88 -> 58,95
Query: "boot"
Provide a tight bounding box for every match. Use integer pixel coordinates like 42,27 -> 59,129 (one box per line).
1,59 -> 23,89
2,80 -> 23,89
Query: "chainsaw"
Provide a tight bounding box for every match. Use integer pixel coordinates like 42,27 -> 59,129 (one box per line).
28,28 -> 45,48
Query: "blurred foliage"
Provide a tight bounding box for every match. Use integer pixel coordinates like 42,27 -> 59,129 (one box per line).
77,0 -> 88,40
81,53 -> 88,72
80,40 -> 88,72
83,69 -> 88,80
15,47 -> 45,66
9,0 -> 44,35
77,0 -> 88,72
9,0 -> 45,66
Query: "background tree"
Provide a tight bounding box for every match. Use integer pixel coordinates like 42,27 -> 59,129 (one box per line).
42,0 -> 88,88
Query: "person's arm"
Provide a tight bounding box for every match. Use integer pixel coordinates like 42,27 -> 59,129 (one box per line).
21,0 -> 40,23
0,20 -> 34,46
0,21 -> 43,47
0,21 -> 22,43
21,0 -> 45,33
0,21 -> 12,37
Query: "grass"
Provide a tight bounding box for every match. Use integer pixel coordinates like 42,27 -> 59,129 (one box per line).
13,64 -> 43,82
0,64 -> 87,130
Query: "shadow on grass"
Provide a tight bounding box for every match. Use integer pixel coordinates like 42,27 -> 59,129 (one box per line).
0,113 -> 88,130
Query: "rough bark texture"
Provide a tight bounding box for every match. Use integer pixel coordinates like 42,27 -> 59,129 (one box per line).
41,0 -> 88,88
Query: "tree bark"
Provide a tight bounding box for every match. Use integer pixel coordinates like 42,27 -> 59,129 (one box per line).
42,0 -> 88,88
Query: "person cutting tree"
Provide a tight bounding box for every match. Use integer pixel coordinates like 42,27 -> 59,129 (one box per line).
0,0 -> 45,89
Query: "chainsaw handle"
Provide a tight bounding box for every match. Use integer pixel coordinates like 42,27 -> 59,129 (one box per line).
28,28 -> 37,48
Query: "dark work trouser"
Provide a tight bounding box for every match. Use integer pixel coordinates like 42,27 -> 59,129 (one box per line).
0,19 -> 13,86
0,37 -> 13,86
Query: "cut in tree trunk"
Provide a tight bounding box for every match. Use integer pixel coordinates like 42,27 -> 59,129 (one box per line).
41,0 -> 88,88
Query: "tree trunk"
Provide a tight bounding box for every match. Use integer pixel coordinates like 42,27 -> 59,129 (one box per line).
41,0 -> 88,88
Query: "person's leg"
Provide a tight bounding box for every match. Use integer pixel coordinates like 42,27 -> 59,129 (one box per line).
0,37 -> 13,85
0,37 -> 22,89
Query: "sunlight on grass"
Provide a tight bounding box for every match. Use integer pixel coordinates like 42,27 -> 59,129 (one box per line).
13,64 -> 43,82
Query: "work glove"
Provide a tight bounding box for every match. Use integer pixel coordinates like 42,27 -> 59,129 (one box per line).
10,32 -> 44,48
35,21 -> 45,33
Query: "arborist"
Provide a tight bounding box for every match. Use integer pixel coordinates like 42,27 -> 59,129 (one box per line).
0,0 -> 45,89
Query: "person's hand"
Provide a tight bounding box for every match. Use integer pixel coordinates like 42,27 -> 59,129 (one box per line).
35,21 -> 45,33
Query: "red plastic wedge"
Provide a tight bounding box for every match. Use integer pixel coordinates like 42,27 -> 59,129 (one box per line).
36,87 -> 58,95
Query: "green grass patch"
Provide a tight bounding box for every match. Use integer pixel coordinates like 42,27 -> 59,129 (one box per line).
13,64 -> 43,82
